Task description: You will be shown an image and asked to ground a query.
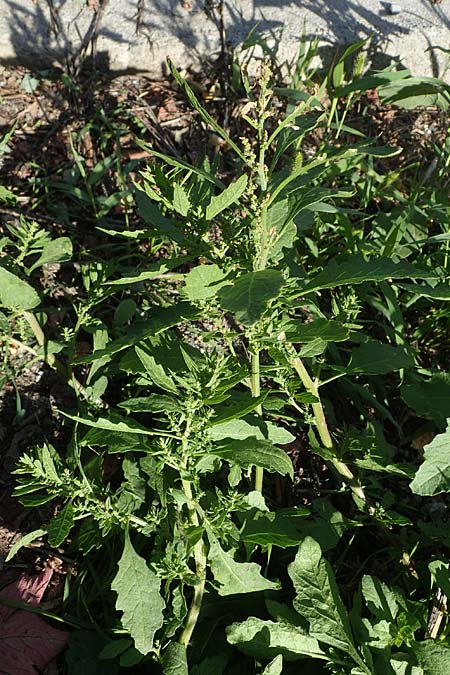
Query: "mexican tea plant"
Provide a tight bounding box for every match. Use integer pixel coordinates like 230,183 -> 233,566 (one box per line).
5,55 -> 450,674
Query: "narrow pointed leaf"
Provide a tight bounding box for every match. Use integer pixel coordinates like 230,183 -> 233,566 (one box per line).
5,529 -> 46,562
47,502 -> 74,547
300,255 -> 434,295
205,175 -> 248,220
168,59 -> 246,161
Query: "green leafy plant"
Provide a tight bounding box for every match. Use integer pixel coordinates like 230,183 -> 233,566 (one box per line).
5,41 -> 450,674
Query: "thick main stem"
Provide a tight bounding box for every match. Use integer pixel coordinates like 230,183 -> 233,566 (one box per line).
291,355 -> 366,502
250,349 -> 264,492
179,478 -> 207,647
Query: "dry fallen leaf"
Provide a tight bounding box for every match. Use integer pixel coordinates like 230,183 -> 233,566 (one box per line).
0,566 -> 68,674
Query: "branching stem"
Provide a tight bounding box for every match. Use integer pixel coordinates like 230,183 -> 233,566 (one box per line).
291,355 -> 366,502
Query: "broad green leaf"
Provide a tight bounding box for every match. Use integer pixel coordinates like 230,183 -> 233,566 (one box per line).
362,576 -> 398,622
219,270 -> 284,325
410,421 -> 450,495
135,346 -> 178,393
28,237 -> 72,273
205,175 -> 248,220
300,255 -> 434,295
172,183 -> 191,216
162,643 -> 188,675
118,394 -> 179,413
212,438 -> 293,477
183,264 -> 228,301
47,501 -> 74,546
262,655 -> 283,674
289,538 -> 369,672
190,654 -> 229,675
226,616 -> 326,660
401,375 -> 450,428
299,500 -> 349,552
282,318 -> 349,343
119,647 -> 144,667
266,199 -> 297,262
99,639 -> 133,659
0,267 -> 40,310
62,410 -> 177,438
428,560 -> 450,599
20,73 -> 39,93
209,540 -> 277,595
380,78 -> 450,110
299,338 -> 328,357
114,299 -> 137,326
112,530 -> 165,655
212,392 -> 269,424
209,417 -> 294,445
241,508 -> 309,547
0,185 -> 17,205
5,528 -> 46,562
390,655 -> 423,675
79,428 -> 154,452
348,342 -> 414,374
414,641 -> 450,674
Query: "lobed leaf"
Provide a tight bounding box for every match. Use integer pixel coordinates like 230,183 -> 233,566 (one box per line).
226,616 -> 326,661
289,538 -> 369,672
410,421 -> 450,496
112,531 -> 165,654
209,541 -> 277,596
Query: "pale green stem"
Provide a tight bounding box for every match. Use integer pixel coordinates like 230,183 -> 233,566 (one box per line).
291,355 -> 366,502
251,348 -> 264,492
179,477 -> 207,647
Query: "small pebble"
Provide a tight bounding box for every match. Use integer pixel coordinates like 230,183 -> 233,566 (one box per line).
388,3 -> 401,14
